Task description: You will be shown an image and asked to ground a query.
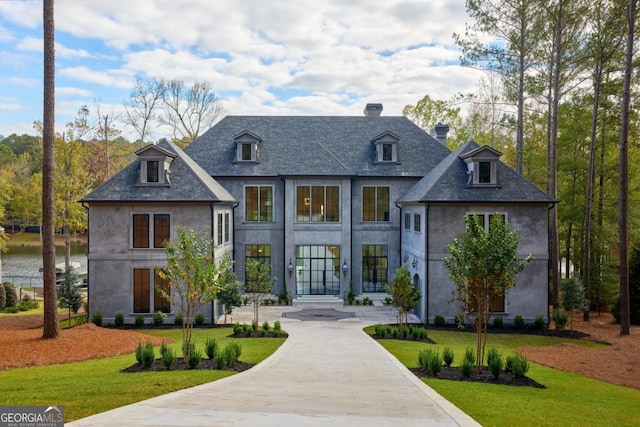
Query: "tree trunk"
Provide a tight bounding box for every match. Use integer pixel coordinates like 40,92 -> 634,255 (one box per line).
42,0 -> 59,339
618,0 -> 636,336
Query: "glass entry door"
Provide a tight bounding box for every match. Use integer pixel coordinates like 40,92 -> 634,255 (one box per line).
296,245 -> 340,295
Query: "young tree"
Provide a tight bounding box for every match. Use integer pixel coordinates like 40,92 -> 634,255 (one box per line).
561,276 -> 587,332
42,0 -> 59,339
385,264 -> 421,332
217,258 -> 243,324
157,227 -> 230,358
57,267 -> 83,328
444,213 -> 532,369
244,259 -> 276,327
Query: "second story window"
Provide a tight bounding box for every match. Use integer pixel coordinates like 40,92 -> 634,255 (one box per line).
245,186 -> 273,222
404,213 -> 411,230
296,185 -> 339,222
414,213 -> 421,233
362,186 -> 389,222
460,145 -> 502,187
372,131 -> 399,164
234,131 -> 261,163
133,213 -> 170,249
146,160 -> 159,182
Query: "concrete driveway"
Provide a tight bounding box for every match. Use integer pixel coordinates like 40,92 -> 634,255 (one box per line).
67,306 -> 479,426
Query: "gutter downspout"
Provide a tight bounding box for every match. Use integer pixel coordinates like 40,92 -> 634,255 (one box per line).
81,202 -> 90,319
424,202 -> 430,325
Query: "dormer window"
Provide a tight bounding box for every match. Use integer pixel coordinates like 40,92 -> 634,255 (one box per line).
234,131 -> 262,163
460,145 -> 502,187
135,145 -> 176,187
372,131 -> 400,164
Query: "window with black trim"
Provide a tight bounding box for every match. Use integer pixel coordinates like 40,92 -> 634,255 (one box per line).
245,186 -> 273,222
224,213 -> 230,243
362,186 -> 389,222
404,213 -> 411,230
414,213 -> 421,232
217,213 -> 223,245
245,245 -> 271,284
146,160 -> 159,182
296,185 -> 339,222
133,268 -> 171,313
362,245 -> 388,293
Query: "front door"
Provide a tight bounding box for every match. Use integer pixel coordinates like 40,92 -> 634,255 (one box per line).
296,245 -> 340,296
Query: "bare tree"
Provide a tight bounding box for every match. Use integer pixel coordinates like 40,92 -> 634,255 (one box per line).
93,100 -> 120,181
42,0 -> 59,339
160,80 -> 224,146
122,76 -> 165,147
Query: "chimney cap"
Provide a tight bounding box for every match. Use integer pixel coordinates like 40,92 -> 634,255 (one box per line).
364,103 -> 383,116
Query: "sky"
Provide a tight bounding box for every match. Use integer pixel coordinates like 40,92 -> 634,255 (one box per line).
0,0 -> 485,141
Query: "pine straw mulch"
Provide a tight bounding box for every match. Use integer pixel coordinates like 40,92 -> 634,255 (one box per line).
0,313 -> 165,370
517,311 -> 640,390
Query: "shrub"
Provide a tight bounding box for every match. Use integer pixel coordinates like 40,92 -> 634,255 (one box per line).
3,283 -> 17,308
233,322 -> 243,335
493,315 -> 504,328
273,320 -> 282,336
534,315 -> 545,330
5,306 -> 18,313
174,313 -> 183,326
194,312 -> 205,326
135,314 -> 145,327
159,340 -> 169,358
141,342 -> 155,368
162,346 -> 176,370
17,299 -> 38,311
91,311 -> 102,327
114,312 -> 124,328
488,349 -> 503,380
374,324 -> 385,337
460,358 -> 474,378
205,337 -> 218,359
135,342 -> 143,364
262,321 -> 270,331
442,347 -> 454,367
418,347 -> 442,376
455,313 -> 465,329
552,308 -> 568,330
391,328 -> 398,338
384,296 -> 392,305
362,296 -> 372,306
514,315 -> 525,329
225,341 -> 242,364
433,315 -> 446,327
74,314 -> 87,326
0,283 -> 5,310
506,353 -> 529,377
215,348 -> 229,369
153,311 -> 164,326
463,346 -> 475,365
187,343 -> 202,369
243,323 -> 252,335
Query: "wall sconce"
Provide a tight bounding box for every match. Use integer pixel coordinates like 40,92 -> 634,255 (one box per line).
342,260 -> 349,277
403,253 -> 409,263
412,257 -> 418,269
287,259 -> 294,278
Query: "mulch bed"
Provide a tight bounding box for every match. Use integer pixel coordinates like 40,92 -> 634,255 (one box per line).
122,359 -> 253,373
410,365 -> 546,388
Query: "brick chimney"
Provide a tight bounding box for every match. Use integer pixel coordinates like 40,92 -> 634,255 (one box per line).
430,122 -> 450,145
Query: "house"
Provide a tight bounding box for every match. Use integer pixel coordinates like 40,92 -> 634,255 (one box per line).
82,103 -> 554,325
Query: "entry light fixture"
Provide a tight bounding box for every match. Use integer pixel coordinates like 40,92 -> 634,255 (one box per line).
412,257 -> 418,269
288,259 -> 294,277
403,252 -> 409,263
342,260 -> 349,277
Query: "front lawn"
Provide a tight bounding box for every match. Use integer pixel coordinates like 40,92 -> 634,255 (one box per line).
373,328 -> 640,426
0,327 -> 285,422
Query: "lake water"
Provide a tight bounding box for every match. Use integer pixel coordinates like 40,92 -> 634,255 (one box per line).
1,245 -> 88,287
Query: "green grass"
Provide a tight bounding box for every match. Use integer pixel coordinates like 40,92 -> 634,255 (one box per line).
0,327 -> 285,421
5,232 -> 41,246
372,328 -> 640,427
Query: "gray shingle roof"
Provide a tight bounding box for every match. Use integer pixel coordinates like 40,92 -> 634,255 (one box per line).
398,141 -> 555,204
184,115 -> 451,177
81,140 -> 236,203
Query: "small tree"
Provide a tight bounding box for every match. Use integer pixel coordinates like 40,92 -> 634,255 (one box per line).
386,264 -> 421,332
217,259 -> 243,324
57,267 -> 83,328
157,227 -> 230,359
444,213 -> 532,369
244,259 -> 276,326
561,276 -> 588,332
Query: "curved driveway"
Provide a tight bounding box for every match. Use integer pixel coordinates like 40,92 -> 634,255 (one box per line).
67,307 -> 479,426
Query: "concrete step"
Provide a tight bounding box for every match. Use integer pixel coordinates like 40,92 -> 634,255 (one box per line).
293,295 -> 344,308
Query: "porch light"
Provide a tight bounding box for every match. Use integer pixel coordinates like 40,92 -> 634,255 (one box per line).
288,259 -> 294,277
403,252 -> 409,263
412,257 -> 418,269
342,260 -> 349,277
